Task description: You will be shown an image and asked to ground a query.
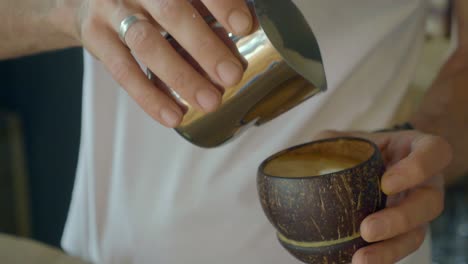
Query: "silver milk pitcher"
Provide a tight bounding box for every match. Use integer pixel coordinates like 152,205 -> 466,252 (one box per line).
148,0 -> 327,148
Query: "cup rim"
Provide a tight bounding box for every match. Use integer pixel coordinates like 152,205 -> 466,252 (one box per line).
251,0 -> 328,92
258,136 -> 381,180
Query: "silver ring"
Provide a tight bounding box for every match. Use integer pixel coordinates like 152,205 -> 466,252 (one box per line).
119,14 -> 148,46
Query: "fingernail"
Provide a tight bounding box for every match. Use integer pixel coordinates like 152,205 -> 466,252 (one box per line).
382,173 -> 403,195
216,59 -> 243,86
160,108 -> 181,128
228,9 -> 252,35
362,218 -> 388,242
196,89 -> 220,112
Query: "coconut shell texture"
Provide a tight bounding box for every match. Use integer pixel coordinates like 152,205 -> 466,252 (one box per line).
257,137 -> 387,264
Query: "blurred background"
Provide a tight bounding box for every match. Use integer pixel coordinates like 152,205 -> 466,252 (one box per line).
0,0 -> 467,263
0,48 -> 83,247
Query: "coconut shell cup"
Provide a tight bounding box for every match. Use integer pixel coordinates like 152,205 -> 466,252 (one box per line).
257,137 -> 387,264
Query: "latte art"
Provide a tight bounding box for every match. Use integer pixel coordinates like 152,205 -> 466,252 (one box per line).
264,153 -> 360,178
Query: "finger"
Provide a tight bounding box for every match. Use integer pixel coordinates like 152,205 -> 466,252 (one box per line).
113,9 -> 223,113
360,186 -> 443,242
165,22 -> 247,85
83,21 -> 183,127
189,0 -> 212,17
190,0 -> 260,34
200,0 -> 254,35
209,20 -> 248,70
140,0 -> 245,88
382,134 -> 452,194
352,226 -> 427,264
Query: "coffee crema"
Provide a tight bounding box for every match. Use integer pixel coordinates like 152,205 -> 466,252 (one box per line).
263,153 -> 360,178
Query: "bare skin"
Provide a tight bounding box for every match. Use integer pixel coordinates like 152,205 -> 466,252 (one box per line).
1,0 -> 254,128
411,0 -> 468,185
315,130 -> 451,264
0,1 -> 466,263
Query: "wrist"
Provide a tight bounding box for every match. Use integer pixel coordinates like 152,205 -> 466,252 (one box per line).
48,0 -> 82,47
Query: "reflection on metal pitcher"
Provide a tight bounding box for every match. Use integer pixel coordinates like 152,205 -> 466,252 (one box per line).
148,0 -> 327,148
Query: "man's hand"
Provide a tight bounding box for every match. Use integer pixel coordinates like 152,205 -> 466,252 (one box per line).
1,0 -> 253,128
74,0 -> 252,127
314,129 -> 453,264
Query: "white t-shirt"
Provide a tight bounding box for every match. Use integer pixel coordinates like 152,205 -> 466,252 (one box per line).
61,0 -> 432,263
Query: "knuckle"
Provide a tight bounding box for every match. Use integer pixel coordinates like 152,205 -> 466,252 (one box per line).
196,37 -> 218,57
108,58 -> 132,85
395,210 -> 412,232
126,23 -> 152,51
134,89 -> 160,116
409,162 -> 426,184
151,0 -> 180,20
138,93 -> 153,111
169,71 -> 188,92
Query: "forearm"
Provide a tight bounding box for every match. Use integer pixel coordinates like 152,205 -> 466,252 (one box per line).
410,0 -> 468,184
0,0 -> 81,60
455,0 -> 468,49
410,60 -> 468,185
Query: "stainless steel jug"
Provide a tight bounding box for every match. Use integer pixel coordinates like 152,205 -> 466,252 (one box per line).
148,0 -> 327,148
